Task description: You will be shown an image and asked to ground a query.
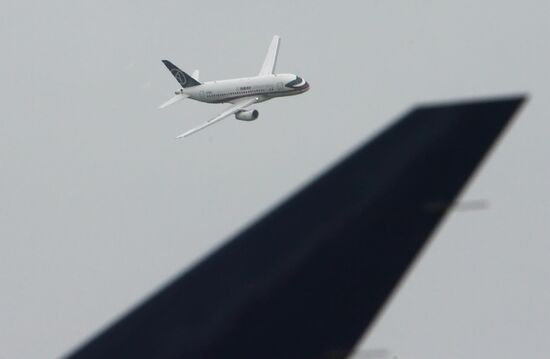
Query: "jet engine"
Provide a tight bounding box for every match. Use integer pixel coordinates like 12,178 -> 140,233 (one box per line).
235,109 -> 259,121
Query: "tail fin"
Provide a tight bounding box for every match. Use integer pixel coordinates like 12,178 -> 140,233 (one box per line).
66,97 -> 525,359
162,60 -> 201,88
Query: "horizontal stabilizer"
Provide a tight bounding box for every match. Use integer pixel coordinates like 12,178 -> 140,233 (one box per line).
191,70 -> 199,82
158,93 -> 189,109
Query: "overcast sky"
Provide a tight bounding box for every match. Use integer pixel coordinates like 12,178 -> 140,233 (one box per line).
1,1 -> 549,358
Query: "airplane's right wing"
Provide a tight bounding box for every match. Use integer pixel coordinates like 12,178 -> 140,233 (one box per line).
259,35 -> 281,76
176,97 -> 258,139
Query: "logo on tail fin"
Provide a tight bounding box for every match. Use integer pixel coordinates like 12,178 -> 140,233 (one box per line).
171,69 -> 188,87
162,60 -> 201,88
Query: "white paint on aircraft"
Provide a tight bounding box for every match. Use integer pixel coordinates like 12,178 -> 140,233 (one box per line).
159,35 -> 310,139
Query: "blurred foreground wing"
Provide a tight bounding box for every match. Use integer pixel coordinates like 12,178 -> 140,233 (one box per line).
68,96 -> 525,359
176,97 -> 258,139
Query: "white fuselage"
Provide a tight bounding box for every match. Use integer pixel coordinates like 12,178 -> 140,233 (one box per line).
181,73 -> 310,104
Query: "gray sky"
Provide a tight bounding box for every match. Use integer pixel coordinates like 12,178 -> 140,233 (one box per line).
1,1 -> 549,358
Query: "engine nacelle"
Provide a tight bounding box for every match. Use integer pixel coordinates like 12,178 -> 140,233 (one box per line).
235,109 -> 259,121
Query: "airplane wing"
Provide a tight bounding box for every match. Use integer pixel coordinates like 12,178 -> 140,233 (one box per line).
258,35 -> 280,76
176,97 -> 258,139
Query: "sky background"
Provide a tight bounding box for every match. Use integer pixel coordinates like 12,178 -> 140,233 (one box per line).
1,1 -> 549,358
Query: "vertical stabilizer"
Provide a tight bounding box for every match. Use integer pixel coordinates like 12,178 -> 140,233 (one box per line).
161,60 -> 201,88
67,97 -> 525,359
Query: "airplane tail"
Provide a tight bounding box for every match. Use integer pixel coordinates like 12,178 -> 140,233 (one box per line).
66,96 -> 525,359
162,60 -> 202,88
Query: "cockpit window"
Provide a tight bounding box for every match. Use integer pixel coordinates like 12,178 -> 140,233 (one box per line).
285,76 -> 306,88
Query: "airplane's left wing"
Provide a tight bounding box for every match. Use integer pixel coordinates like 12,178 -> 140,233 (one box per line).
176,97 -> 258,139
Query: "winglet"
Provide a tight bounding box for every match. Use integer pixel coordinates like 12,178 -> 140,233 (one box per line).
259,35 -> 281,76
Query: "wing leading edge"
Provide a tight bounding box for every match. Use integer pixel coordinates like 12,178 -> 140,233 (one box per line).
67,96 -> 525,359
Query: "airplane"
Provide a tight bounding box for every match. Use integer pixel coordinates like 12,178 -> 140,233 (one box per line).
159,35 -> 310,138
